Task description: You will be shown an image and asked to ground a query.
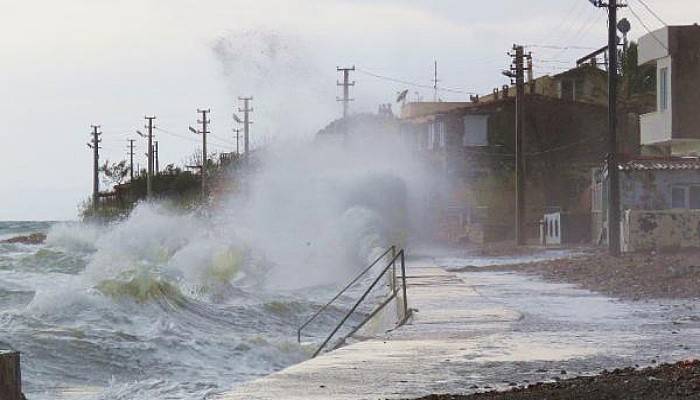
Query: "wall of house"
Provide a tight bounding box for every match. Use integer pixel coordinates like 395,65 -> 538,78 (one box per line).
671,25 -> 700,140
621,169 -> 700,210
623,209 -> 700,252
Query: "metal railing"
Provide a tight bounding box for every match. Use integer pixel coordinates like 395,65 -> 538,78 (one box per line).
297,246 -> 409,358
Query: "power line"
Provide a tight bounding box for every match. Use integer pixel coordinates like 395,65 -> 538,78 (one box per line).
208,132 -> 236,147
533,0 -> 586,47
627,4 -> 669,50
552,10 -> 605,60
634,0 -> 667,26
525,44 -> 598,50
525,136 -> 605,156
356,67 -> 478,95
155,126 -> 225,147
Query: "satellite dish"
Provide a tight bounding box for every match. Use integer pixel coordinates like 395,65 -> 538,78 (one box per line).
617,18 -> 631,34
188,126 -> 198,134
233,114 -> 242,124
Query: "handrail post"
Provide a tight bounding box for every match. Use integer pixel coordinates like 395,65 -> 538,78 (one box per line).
400,250 -> 408,319
390,245 -> 397,293
297,246 -> 394,343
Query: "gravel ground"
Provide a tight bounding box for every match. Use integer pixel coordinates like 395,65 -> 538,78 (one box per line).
458,248 -> 700,300
408,360 -> 700,400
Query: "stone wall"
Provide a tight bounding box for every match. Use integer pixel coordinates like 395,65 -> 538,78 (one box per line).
622,209 -> 700,252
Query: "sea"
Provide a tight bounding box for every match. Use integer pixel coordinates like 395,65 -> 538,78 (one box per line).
0,139 -> 424,399
0,217 -> 388,399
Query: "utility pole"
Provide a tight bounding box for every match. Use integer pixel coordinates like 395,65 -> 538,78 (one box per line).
433,60 -> 439,102
526,52 -> 534,94
505,45 -> 531,245
589,0 -> 625,256
189,109 -> 210,196
154,141 -> 159,174
87,125 -> 102,212
142,116 -> 156,199
233,128 -> 241,156
238,97 -> 253,158
336,66 -> 355,118
127,139 -> 135,181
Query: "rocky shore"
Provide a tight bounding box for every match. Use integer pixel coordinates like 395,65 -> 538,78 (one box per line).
0,233 -> 46,245
458,248 -> 700,300
409,360 -> 700,400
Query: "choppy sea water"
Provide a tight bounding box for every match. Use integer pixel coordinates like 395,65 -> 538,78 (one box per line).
0,218 -> 381,400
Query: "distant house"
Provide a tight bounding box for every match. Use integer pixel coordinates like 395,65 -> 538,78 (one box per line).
593,157 -> 700,251
638,25 -> 700,156
477,64 -> 609,107
399,85 -> 638,244
591,25 -> 700,252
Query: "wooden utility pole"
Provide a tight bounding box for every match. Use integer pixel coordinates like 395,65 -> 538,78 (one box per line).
336,66 -> 355,118
87,125 -> 101,212
154,141 -> 159,174
127,139 -> 135,181
144,116 -> 156,199
589,0 -> 624,256
233,127 -> 241,156
507,45 -> 530,245
189,109 -> 210,196
238,97 -> 253,158
0,351 -> 23,400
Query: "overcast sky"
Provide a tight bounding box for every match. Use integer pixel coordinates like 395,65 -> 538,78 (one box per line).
1,0 -> 697,220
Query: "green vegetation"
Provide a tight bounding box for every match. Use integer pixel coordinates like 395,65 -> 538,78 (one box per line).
80,152 -> 242,221
623,42 -> 656,96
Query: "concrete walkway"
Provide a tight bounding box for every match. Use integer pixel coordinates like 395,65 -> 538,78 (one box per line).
215,256 -> 700,400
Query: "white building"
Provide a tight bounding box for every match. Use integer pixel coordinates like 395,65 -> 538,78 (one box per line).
639,24 -> 700,156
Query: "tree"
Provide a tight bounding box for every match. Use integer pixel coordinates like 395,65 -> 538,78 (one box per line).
622,42 -> 656,96
99,160 -> 129,188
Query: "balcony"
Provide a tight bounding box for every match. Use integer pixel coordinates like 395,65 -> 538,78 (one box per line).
640,111 -> 670,145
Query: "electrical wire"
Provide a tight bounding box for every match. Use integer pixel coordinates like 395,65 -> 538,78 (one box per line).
627,4 -> 669,50
355,67 -> 478,96
154,126 -> 204,145
533,0 -> 587,47
525,45 -> 598,50
552,10 -> 605,60
156,126 -> 236,150
634,0 -> 668,26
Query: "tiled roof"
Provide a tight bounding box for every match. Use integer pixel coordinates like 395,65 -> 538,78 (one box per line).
618,158 -> 700,171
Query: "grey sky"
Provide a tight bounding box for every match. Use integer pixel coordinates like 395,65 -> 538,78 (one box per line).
1,0 -> 697,220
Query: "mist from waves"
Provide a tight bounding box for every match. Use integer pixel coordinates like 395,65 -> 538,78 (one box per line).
0,134 -> 432,399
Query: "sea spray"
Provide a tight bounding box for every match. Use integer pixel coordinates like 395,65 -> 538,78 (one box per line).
3,108 -> 434,399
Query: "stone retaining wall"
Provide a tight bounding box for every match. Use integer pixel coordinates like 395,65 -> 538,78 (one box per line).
622,209 -> 700,252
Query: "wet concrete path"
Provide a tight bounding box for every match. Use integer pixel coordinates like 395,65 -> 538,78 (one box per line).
215,256 -> 700,400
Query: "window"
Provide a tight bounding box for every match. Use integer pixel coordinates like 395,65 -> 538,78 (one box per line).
427,124 -> 434,150
671,185 -> 700,209
560,80 -> 574,101
574,79 -> 584,99
690,186 -> 700,209
463,115 -> 489,147
672,186 -> 687,208
437,121 -> 446,148
660,67 -> 669,111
